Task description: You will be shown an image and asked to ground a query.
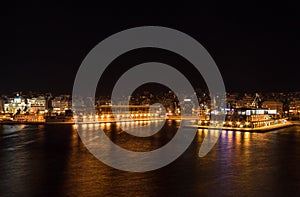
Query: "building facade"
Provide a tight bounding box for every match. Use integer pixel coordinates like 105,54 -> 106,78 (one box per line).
27,96 -> 46,114
262,101 -> 283,117
4,94 -> 29,114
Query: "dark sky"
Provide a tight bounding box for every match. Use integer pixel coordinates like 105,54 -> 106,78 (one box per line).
2,2 -> 300,95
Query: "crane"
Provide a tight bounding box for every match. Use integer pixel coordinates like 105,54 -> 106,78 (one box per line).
250,93 -> 261,108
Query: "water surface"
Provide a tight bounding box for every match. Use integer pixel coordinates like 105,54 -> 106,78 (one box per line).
1,122 -> 300,196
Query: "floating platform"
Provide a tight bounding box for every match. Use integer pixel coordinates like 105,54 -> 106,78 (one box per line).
186,121 -> 296,133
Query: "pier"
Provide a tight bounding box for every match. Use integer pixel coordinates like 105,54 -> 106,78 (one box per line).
186,121 -> 295,133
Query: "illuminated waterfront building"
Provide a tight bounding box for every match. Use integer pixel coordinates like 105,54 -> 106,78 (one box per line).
262,101 -> 283,117
96,104 -> 163,119
289,99 -> 300,118
51,95 -> 71,113
27,96 -> 46,114
236,94 -> 255,108
4,94 -> 29,114
225,108 -> 278,127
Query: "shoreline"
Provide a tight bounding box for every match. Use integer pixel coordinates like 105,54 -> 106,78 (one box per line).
0,118 -> 165,125
0,119 -> 299,132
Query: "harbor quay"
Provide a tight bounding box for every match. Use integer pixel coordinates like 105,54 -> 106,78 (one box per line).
0,92 -> 299,132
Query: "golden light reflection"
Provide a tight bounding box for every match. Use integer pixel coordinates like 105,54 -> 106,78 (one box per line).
235,131 -> 241,145
82,124 -> 87,129
197,129 -> 204,142
243,132 -> 250,147
71,126 -> 78,147
227,130 -> 233,139
244,131 -> 250,138
100,123 -> 105,130
106,123 -> 111,129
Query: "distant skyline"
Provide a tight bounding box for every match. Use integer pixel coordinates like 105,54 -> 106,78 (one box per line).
3,3 -> 300,94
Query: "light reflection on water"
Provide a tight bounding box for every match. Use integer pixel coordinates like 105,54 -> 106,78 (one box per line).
1,122 -> 300,196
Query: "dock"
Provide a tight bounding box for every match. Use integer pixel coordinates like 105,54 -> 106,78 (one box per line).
186,121 -> 296,133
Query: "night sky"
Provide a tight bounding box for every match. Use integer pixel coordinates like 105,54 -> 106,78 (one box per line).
3,2 -> 300,95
